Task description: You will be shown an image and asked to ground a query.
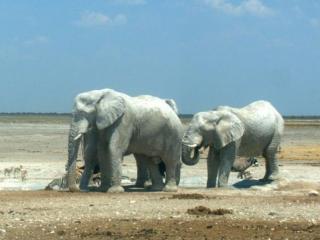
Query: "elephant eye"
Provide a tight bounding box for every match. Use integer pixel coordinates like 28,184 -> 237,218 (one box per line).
72,111 -> 87,121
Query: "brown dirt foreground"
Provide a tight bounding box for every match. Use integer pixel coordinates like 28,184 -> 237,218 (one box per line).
1,190 -> 320,240
4,218 -> 320,240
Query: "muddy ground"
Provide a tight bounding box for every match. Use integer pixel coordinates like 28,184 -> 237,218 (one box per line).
0,116 -> 320,239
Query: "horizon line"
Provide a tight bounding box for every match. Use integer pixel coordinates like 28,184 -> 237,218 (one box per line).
1,112 -> 320,119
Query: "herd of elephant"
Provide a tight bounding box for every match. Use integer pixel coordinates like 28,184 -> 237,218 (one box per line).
66,88 -> 284,193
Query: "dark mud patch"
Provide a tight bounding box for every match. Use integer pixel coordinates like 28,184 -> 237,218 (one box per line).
187,206 -> 233,216
171,193 -> 208,200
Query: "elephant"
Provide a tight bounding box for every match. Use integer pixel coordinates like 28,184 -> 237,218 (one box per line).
66,88 -> 183,193
181,100 -> 284,188
68,98 -> 180,190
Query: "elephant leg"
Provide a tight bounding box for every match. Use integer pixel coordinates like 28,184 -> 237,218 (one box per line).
97,142 -> 111,192
80,133 -> 98,191
145,158 -> 164,191
175,162 -> 181,185
98,130 -> 126,193
134,154 -> 150,188
107,150 -> 124,193
262,134 -> 281,181
80,156 -> 98,191
217,142 -> 236,188
79,158 -> 96,191
207,148 -> 219,188
162,157 -> 179,192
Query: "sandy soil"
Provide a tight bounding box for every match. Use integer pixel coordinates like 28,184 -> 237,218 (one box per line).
0,118 -> 320,239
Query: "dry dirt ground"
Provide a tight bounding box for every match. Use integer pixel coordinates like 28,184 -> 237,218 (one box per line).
0,116 -> 320,239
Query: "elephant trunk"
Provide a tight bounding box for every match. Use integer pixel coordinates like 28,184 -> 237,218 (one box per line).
66,120 -> 82,191
181,144 -> 200,166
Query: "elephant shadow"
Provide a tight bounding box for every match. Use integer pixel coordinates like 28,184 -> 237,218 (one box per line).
233,179 -> 273,189
123,185 -> 156,192
86,185 -> 162,193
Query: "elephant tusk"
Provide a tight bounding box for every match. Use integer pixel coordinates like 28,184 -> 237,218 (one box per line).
184,143 -> 198,148
74,133 -> 83,141
190,148 -> 195,158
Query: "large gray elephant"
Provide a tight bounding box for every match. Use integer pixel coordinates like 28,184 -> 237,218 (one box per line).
66,89 -> 183,193
181,100 -> 284,188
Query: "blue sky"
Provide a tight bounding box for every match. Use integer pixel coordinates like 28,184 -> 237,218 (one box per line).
0,0 -> 319,115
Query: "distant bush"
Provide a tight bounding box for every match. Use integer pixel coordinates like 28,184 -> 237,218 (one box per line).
0,112 -> 72,116
0,113 -> 72,124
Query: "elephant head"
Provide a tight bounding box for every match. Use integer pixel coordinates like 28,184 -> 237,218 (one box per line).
182,111 -> 244,166
66,89 -> 126,191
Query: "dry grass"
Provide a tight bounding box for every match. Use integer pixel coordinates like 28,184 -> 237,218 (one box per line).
279,145 -> 320,161
198,145 -> 320,161
0,114 -> 71,124
285,120 -> 320,127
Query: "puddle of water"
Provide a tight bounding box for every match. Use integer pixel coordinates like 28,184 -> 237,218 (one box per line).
0,178 -> 48,191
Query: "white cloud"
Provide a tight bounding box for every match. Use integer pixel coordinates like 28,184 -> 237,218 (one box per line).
310,18 -> 320,28
23,35 -> 49,46
204,0 -> 274,17
75,11 -> 127,27
108,0 -> 146,5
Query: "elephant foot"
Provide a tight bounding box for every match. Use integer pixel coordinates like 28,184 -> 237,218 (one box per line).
143,180 -> 152,188
207,182 -> 217,188
218,185 -> 235,189
268,174 -> 281,181
260,174 -> 281,183
69,185 -> 80,192
217,181 -> 231,188
108,185 -> 125,193
96,185 -> 109,192
80,188 -> 90,193
135,182 -> 144,188
135,179 -> 147,188
163,184 -> 178,192
147,184 -> 164,192
135,180 -> 152,188
79,184 -> 90,192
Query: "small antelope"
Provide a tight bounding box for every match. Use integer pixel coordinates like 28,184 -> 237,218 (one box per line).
232,157 -> 258,179
13,165 -> 23,178
45,175 -> 68,190
4,167 -> 14,177
20,169 -> 28,181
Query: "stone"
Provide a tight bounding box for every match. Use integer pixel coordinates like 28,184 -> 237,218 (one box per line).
308,190 -> 319,197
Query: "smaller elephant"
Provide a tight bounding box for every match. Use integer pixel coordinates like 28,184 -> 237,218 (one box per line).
182,100 -> 284,188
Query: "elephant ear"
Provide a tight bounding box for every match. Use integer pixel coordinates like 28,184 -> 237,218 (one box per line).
213,112 -> 244,149
95,92 -> 126,130
164,99 -> 179,114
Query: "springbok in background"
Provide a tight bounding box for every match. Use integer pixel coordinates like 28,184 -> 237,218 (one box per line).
20,169 -> 28,181
4,167 -> 14,177
13,165 -> 23,178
